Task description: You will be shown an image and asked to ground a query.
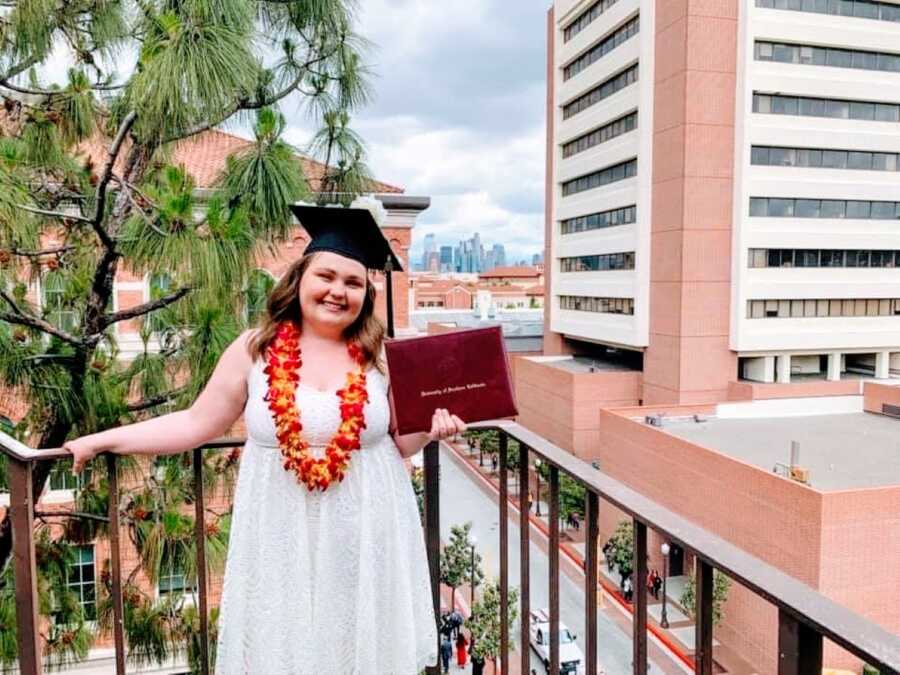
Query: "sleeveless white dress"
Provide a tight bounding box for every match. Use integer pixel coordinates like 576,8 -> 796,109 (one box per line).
215,358 -> 438,674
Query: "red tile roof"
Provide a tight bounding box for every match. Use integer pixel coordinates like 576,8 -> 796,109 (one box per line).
42,117 -> 404,194
478,266 -> 542,279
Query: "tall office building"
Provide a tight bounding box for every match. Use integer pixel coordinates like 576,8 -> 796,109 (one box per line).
439,245 -> 453,272
545,0 -> 900,404
422,233 -> 437,270
492,243 -> 507,269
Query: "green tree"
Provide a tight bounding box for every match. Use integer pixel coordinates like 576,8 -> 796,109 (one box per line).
606,520 -> 634,578
0,0 -> 373,668
467,578 -> 519,667
558,473 -> 585,530
440,522 -> 484,612
679,565 -> 732,627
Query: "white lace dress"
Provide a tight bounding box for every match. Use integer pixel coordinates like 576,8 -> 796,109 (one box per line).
215,358 -> 438,674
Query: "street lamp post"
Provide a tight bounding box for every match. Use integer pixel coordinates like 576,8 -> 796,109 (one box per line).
534,459 -> 542,516
660,542 -> 670,629
469,534 -> 478,611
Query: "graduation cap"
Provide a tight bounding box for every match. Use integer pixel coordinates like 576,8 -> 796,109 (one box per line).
290,204 -> 403,272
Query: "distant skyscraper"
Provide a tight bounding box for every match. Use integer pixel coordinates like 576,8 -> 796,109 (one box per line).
422,233 -> 436,270
484,250 -> 496,272
492,244 -> 507,269
532,252 -> 543,266
439,246 -> 453,272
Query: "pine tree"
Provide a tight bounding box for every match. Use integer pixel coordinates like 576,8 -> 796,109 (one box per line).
0,0 -> 373,668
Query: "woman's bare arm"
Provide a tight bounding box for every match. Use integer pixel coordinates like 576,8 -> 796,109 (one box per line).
66,330 -> 256,472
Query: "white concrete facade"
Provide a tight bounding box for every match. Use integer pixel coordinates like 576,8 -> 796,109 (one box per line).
549,0 -> 654,350
731,1 -> 900,370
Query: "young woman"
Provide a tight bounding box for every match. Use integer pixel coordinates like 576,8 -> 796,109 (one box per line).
64,213 -> 466,673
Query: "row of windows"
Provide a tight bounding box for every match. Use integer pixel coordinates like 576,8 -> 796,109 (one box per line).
563,16 -> 640,81
748,248 -> 900,268
755,41 -> 900,73
560,205 -> 637,234
560,295 -> 635,315
753,93 -> 900,122
748,298 -> 900,318
562,111 -> 637,158
755,0 -> 900,23
562,63 -> 639,120
751,145 -> 900,172
561,158 -> 637,197
560,251 -> 636,272
564,0 -> 622,42
38,269 -> 275,335
749,197 -> 900,220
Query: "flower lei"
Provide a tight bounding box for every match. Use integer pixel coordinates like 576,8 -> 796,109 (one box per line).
263,321 -> 368,492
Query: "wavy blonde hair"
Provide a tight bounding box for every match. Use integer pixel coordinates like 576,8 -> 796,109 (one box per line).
247,253 -> 386,372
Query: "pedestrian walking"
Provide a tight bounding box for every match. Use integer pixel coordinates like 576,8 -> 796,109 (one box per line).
623,576 -> 633,603
528,490 -> 534,512
449,609 -> 463,639
456,632 -> 469,668
440,636 -> 453,674
491,452 -> 498,473
471,652 -> 485,675
652,569 -> 663,601
646,570 -> 654,598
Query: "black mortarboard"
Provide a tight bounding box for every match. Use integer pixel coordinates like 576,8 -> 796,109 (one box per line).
290,204 -> 403,272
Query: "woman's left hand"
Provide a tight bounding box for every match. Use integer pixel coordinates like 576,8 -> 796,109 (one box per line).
428,408 -> 467,441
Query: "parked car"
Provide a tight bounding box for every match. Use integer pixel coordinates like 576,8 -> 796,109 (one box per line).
528,608 -> 588,674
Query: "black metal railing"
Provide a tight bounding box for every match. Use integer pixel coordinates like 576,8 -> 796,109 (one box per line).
2,423 -> 900,675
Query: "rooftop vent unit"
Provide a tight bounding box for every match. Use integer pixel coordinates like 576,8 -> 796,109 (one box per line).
693,414 -> 707,424
645,413 -> 665,427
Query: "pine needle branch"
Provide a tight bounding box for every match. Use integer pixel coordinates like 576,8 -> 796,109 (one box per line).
34,510 -> 110,523
126,387 -> 187,413
4,244 -> 76,258
102,287 -> 191,328
0,310 -> 81,347
15,205 -> 93,225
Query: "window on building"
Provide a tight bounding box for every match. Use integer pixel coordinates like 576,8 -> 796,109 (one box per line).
48,459 -> 91,491
749,197 -> 900,220
159,557 -> 193,596
561,159 -> 638,197
747,297 -> 900,318
42,271 -> 77,332
147,273 -> 173,334
560,295 -> 634,315
561,111 -> 638,158
63,545 -> 97,621
563,0 -> 623,42
245,269 -> 275,326
563,16 -> 640,80
562,64 -> 639,119
755,40 -> 900,73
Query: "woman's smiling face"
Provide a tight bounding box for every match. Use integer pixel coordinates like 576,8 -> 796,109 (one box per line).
298,251 -> 368,334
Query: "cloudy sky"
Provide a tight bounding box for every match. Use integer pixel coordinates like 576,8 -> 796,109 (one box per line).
283,0 -> 551,266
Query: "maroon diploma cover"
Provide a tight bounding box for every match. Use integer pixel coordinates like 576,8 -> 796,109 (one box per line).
384,326 -> 519,435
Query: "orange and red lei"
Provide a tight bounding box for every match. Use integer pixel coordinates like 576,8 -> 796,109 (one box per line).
263,321 -> 368,492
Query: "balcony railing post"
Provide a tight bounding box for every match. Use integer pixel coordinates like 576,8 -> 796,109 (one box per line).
193,447 -> 210,675
778,609 -> 823,675
549,465 -> 560,675
106,454 -> 126,675
8,457 -> 41,675
584,491 -> 599,675
518,443 -> 531,675
632,520 -> 648,674
498,432 -> 509,674
423,440 -> 441,675
695,559 -> 714,675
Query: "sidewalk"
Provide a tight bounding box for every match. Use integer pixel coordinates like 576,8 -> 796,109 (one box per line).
445,440 -> 757,675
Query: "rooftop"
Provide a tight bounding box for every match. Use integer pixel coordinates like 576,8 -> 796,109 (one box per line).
478,266 -> 542,279
543,355 -> 639,373
662,413 -> 900,491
